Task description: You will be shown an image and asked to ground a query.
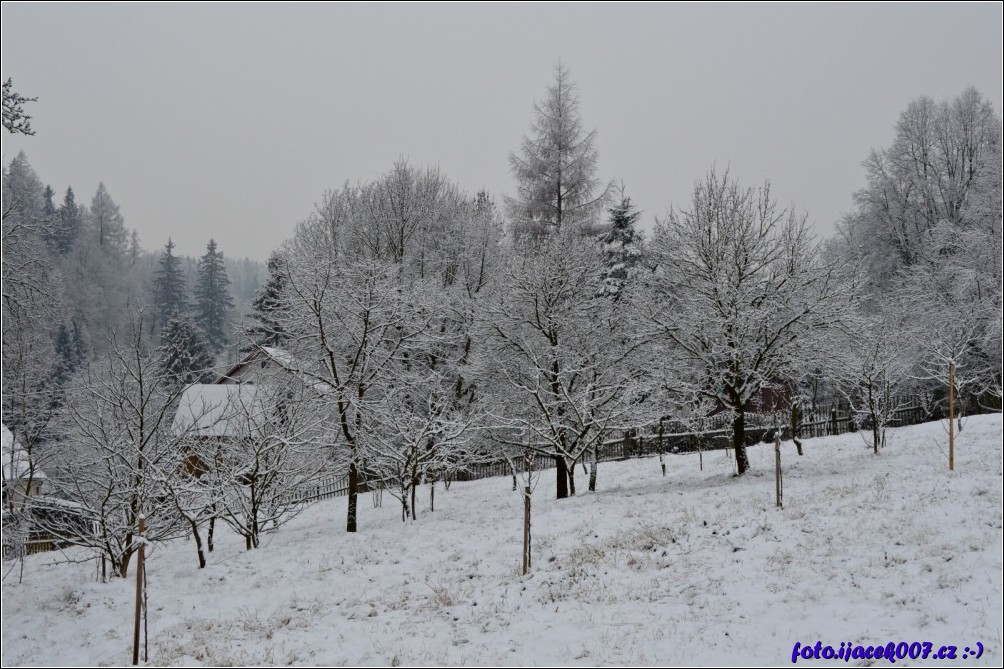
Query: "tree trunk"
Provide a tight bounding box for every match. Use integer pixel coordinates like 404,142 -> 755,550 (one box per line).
791,404 -> 803,456
733,410 -> 750,475
567,458 -> 576,496
119,551 -> 132,579
347,459 -> 358,532
555,456 -> 568,499
207,514 -> 215,552
588,443 -> 598,492
869,384 -> 880,454
189,519 -> 206,569
410,477 -> 417,521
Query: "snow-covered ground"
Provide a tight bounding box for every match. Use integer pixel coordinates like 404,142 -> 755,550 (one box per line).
2,416 -> 1001,666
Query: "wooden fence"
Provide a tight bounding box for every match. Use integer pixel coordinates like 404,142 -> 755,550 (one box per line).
2,532 -> 58,558
292,391 -> 977,500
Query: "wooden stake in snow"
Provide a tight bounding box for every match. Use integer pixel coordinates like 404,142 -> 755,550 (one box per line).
774,432 -> 783,509
658,418 -> 666,477
132,514 -> 146,666
521,444 -> 534,576
522,485 -> 531,575
949,360 -> 955,471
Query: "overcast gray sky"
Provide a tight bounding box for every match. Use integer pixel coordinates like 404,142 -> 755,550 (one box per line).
2,3 -> 1001,261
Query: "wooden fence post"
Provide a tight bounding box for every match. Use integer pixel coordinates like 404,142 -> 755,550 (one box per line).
522,485 -> 531,575
658,418 -> 666,477
132,514 -> 145,666
774,432 -> 783,509
949,360 -> 955,471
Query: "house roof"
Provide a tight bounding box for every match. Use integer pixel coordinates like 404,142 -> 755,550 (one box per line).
216,346 -> 297,384
171,385 -> 270,438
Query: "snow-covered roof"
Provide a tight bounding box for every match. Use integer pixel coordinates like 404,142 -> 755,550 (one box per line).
214,346 -> 332,396
261,346 -> 295,368
217,346 -> 296,384
2,423 -> 46,481
171,385 -> 270,438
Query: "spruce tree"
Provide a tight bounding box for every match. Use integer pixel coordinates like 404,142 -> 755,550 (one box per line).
52,324 -> 76,388
56,186 -> 80,255
194,239 -> 234,352
70,318 -> 87,366
157,313 -> 216,388
42,185 -> 58,252
244,251 -> 287,352
598,189 -> 642,300
153,238 -> 187,334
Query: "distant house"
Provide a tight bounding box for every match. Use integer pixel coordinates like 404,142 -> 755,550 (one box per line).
216,346 -> 295,385
3,423 -> 90,556
709,379 -> 797,417
2,423 -> 47,509
171,384 -> 267,477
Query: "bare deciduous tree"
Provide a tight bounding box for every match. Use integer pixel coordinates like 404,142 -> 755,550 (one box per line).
643,169 -> 841,475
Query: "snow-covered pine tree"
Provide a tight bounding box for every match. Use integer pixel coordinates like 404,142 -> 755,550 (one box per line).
157,313 -> 216,388
152,238 -> 187,335
194,239 -> 234,352
243,250 -> 287,352
52,324 -> 78,389
41,185 -> 58,252
598,188 -> 642,300
55,186 -> 80,255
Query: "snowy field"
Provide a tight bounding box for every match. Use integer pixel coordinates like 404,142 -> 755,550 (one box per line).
2,415 -> 1001,666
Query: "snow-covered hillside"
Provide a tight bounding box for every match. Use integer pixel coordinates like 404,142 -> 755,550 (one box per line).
2,416 -> 1001,666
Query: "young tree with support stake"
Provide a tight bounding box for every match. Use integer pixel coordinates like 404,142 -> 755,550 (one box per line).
39,319 -> 194,577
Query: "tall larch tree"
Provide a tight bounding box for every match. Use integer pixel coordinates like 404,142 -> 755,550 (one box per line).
507,62 -> 610,238
89,182 -> 127,257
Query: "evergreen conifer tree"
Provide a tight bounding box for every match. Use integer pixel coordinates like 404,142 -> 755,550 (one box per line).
244,251 -> 287,352
41,185 -> 58,252
56,186 -> 80,255
157,313 -> 216,388
598,189 -> 642,300
153,238 -> 187,334
194,239 -> 234,352
52,324 -> 76,388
